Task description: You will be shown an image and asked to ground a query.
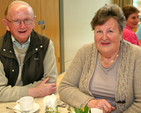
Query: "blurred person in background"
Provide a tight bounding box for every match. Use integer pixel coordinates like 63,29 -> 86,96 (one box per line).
122,4 -> 140,46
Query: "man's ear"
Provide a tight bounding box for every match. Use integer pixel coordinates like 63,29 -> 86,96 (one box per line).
33,16 -> 36,28
2,19 -> 10,31
34,16 -> 36,21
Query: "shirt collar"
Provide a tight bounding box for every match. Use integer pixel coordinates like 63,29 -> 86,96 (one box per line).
11,35 -> 31,49
125,25 -> 132,31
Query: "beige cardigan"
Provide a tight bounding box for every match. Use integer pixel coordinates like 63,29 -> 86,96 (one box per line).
58,40 -> 141,113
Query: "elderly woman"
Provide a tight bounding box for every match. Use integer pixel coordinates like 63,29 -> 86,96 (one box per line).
122,5 -> 140,46
58,4 -> 141,113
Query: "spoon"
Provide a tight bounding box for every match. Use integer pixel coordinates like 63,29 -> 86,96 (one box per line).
6,107 -> 29,113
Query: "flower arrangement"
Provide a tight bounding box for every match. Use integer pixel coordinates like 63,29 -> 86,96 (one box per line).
45,105 -> 91,113
73,105 -> 91,113
45,105 -> 59,113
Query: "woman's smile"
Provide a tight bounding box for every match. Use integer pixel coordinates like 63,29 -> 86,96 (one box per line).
101,42 -> 111,46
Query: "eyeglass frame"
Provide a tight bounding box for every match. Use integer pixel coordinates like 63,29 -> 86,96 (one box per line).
6,17 -> 35,25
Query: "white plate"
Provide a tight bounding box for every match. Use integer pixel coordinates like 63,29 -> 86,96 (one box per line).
13,103 -> 39,113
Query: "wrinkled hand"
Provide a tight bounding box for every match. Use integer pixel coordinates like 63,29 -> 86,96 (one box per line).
87,99 -> 115,113
28,77 -> 57,97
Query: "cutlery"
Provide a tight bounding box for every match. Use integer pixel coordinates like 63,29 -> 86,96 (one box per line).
6,107 -> 29,113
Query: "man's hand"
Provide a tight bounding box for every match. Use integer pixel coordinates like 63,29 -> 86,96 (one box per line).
28,77 -> 57,97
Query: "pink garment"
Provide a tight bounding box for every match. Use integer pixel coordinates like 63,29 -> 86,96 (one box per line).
123,25 -> 140,46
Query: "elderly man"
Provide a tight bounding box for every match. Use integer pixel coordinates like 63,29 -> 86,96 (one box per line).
0,1 -> 57,101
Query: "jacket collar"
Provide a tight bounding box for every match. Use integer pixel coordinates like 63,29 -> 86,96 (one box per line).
27,30 -> 42,51
0,30 -> 42,59
125,25 -> 132,31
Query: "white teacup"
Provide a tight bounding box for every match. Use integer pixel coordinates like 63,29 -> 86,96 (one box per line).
43,94 -> 57,112
91,108 -> 103,113
16,96 -> 34,111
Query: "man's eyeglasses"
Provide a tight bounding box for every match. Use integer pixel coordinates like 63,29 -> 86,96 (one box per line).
6,18 -> 34,25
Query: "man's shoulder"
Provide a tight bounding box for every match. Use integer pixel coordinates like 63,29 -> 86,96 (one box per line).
0,33 -> 6,49
31,31 -> 50,47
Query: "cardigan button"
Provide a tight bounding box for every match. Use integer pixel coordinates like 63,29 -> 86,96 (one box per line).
12,69 -> 14,72
9,51 -> 12,53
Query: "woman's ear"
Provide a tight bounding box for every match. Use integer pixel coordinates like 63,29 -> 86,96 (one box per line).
2,19 -> 10,31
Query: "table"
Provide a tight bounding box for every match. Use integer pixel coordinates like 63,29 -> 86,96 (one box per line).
0,94 -> 70,113
0,72 -> 69,113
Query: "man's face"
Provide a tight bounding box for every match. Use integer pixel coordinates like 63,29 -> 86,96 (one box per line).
5,4 -> 35,44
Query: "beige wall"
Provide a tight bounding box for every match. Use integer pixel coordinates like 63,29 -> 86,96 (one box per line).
62,0 -> 113,71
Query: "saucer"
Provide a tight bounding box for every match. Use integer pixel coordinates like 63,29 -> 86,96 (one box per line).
14,103 -> 39,113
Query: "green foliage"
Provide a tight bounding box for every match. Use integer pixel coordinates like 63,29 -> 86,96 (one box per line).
45,105 -> 59,113
45,104 -> 91,113
74,105 -> 91,113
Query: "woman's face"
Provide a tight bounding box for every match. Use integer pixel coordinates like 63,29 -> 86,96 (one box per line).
126,12 -> 139,29
94,17 -> 122,56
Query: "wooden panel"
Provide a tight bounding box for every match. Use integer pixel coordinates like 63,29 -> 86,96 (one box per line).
41,0 -> 61,73
21,0 -> 61,73
57,72 -> 65,89
0,0 -> 13,36
22,0 -> 42,34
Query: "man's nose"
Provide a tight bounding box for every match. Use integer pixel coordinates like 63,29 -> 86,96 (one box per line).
19,21 -> 26,28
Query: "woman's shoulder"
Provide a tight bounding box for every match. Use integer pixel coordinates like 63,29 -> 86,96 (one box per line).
78,42 -> 96,53
123,40 -> 141,55
76,42 -> 96,58
80,42 -> 95,49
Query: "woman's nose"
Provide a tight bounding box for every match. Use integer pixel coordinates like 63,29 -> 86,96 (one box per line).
136,17 -> 139,23
102,32 -> 108,40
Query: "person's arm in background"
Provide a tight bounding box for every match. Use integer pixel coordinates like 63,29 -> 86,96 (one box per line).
136,25 -> 141,40
0,40 -> 57,102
